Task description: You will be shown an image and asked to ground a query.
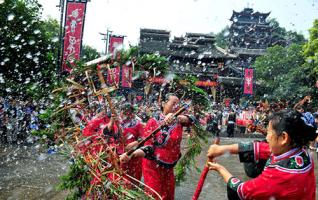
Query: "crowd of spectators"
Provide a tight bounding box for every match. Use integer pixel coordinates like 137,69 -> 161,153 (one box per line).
0,97 -> 45,144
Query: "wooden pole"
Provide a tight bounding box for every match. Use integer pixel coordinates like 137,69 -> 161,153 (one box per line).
126,103 -> 190,156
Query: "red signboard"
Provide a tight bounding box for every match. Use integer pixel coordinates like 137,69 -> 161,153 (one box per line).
109,35 -> 124,58
121,64 -> 132,88
62,0 -> 87,72
107,66 -> 120,86
244,68 -> 253,95
224,98 -> 231,107
195,81 -> 218,87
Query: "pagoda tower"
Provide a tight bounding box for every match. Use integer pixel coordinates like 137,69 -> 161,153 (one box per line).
229,8 -> 272,59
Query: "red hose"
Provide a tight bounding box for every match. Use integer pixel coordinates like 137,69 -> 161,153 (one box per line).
192,137 -> 220,200
192,166 -> 209,200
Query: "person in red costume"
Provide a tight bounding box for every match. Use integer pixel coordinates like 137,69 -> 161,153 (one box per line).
119,103 -> 144,183
81,111 -> 111,154
82,104 -> 143,185
207,110 -> 317,200
120,94 -> 195,200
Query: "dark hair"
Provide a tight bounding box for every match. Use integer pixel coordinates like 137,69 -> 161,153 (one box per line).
162,93 -> 178,103
269,109 -> 317,148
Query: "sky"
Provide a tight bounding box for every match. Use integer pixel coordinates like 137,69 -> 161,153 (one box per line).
38,0 -> 318,53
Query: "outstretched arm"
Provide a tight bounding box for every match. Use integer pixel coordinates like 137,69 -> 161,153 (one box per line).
207,161 -> 233,183
207,144 -> 239,160
120,149 -> 146,163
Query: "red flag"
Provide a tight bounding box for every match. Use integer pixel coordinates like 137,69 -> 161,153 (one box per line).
121,64 -> 132,88
109,35 -> 124,58
62,0 -> 87,72
224,98 -> 231,107
107,66 -> 120,86
244,68 -> 253,95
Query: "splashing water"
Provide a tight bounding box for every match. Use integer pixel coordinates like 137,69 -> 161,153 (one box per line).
7,14 -> 15,21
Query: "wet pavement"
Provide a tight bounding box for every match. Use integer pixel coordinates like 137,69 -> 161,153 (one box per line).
0,144 -> 69,200
1,136 -> 318,200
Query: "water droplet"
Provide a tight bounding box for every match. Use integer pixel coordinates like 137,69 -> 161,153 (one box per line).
0,76 -> 5,83
51,37 -> 59,42
14,34 -> 21,40
33,29 -> 40,34
10,44 -> 17,48
26,52 -> 32,59
7,14 -> 15,21
24,77 -> 30,84
33,57 -> 39,63
28,40 -> 35,45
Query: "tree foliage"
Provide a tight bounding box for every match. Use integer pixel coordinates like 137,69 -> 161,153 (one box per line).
269,18 -> 306,46
81,45 -> 101,63
0,0 -> 59,99
215,26 -> 230,49
303,19 -> 318,77
254,44 -> 311,100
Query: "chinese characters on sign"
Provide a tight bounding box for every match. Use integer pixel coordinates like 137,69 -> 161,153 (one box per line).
244,68 -> 254,95
107,66 -> 120,86
62,1 -> 87,72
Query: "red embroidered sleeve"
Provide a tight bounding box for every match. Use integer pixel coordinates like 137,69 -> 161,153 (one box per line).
234,168 -> 283,199
254,141 -> 270,162
141,118 -> 157,158
82,118 -> 104,137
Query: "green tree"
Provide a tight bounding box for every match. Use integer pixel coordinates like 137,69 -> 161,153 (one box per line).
302,19 -> 318,105
0,0 -> 59,99
215,26 -> 230,49
81,45 -> 101,63
254,44 -> 310,100
269,18 -> 306,46
303,19 -> 318,76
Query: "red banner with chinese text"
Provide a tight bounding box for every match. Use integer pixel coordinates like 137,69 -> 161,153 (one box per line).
107,66 -> 120,86
121,65 -> 132,88
224,98 -> 231,107
109,35 -> 124,58
62,0 -> 87,72
244,68 -> 253,95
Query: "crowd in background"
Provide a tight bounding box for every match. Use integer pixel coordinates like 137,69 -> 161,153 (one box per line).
1,92 -> 318,148
0,97 -> 45,144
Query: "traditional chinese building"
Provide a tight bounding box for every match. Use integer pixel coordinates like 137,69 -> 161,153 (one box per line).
228,8 -> 272,66
138,28 -> 242,103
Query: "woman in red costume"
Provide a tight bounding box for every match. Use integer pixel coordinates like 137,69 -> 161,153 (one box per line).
120,94 -> 194,200
119,103 -> 144,182
207,110 -> 317,200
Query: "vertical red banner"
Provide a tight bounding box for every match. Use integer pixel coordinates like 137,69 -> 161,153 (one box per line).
109,35 -> 124,57
107,66 -> 120,86
121,64 -> 132,88
244,68 -> 254,95
224,98 -> 231,107
62,0 -> 87,72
